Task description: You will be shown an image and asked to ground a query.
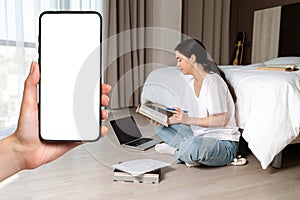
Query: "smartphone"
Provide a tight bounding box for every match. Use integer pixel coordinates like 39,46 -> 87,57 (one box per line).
39,11 -> 102,142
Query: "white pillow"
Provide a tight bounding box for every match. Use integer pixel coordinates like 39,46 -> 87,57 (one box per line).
264,57 -> 300,65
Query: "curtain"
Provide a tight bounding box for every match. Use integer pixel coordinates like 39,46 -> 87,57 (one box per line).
182,0 -> 231,65
104,0 -> 151,109
105,0 -> 230,109
0,0 -> 38,135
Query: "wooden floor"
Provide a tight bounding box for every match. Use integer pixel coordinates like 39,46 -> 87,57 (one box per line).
1,108 -> 300,200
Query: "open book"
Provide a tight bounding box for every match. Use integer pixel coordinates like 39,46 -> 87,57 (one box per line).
256,64 -> 298,71
136,102 -> 174,127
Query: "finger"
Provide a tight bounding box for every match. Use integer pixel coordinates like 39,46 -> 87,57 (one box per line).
153,122 -> 160,126
102,83 -> 111,94
174,114 -> 182,120
101,94 -> 109,106
147,118 -> 154,124
174,107 -> 182,113
174,113 -> 180,117
101,110 -> 108,120
101,126 -> 108,137
148,119 -> 159,126
21,61 -> 40,112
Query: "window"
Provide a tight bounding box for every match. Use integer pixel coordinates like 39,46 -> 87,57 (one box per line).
0,45 -> 35,130
0,0 -> 37,133
0,0 -> 104,137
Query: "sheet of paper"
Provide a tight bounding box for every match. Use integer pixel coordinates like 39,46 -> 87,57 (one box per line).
112,159 -> 171,176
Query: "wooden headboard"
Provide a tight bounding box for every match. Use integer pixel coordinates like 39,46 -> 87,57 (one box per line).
251,3 -> 300,63
251,6 -> 281,63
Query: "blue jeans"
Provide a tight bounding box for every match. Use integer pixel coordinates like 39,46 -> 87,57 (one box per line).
154,124 -> 238,166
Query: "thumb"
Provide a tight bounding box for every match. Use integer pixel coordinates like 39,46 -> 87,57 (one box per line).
21,61 -> 40,111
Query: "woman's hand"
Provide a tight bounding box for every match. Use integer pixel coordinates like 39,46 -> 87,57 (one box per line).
168,107 -> 189,124
147,118 -> 161,126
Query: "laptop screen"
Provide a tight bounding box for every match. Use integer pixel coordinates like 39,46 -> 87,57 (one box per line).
110,116 -> 142,144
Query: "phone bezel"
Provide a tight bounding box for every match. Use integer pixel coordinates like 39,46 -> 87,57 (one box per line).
38,11 -> 102,142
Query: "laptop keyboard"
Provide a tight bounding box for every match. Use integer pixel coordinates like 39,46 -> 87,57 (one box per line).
127,138 -> 152,146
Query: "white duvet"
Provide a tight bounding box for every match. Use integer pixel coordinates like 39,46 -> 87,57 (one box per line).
220,64 -> 300,169
141,63 -> 300,169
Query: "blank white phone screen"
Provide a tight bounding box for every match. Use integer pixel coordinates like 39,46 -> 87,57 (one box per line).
39,12 -> 101,141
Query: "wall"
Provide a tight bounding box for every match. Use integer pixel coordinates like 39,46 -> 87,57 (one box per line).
230,0 -> 300,64
142,0 -> 300,65
279,3 -> 300,57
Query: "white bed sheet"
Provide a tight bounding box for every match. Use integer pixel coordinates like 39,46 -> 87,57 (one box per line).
141,65 -> 300,169
220,64 -> 300,169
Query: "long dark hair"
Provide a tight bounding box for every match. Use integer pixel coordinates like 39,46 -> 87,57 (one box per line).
175,39 -> 236,102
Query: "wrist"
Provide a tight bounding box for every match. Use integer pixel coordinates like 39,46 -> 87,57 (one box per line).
182,115 -> 190,125
9,133 -> 27,171
0,134 -> 26,181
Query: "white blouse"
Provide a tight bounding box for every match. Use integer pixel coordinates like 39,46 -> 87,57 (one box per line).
188,73 -> 240,142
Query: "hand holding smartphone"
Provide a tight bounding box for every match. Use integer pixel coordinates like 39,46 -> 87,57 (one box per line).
39,11 -> 102,142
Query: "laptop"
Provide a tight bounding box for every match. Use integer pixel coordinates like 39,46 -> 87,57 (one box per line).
110,116 -> 163,150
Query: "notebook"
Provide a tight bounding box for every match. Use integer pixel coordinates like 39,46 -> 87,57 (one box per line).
110,116 -> 163,150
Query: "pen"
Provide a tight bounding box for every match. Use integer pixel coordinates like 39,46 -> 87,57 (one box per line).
166,107 -> 188,113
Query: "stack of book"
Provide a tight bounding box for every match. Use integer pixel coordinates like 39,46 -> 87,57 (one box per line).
113,168 -> 161,184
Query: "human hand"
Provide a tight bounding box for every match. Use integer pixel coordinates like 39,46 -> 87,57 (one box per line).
101,83 -> 111,136
14,61 -> 111,170
0,61 -> 111,181
147,118 -> 161,126
168,107 -> 189,124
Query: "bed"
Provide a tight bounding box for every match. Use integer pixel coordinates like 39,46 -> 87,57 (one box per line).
220,57 -> 300,169
141,57 -> 300,169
